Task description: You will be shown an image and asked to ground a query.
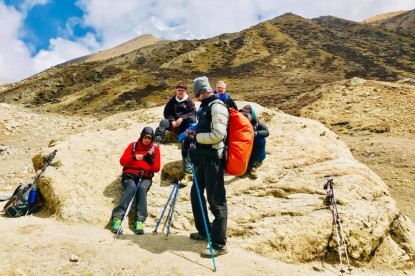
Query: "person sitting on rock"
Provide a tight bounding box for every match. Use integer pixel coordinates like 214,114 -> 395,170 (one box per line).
111,126 -> 161,235
213,80 -> 238,110
239,105 -> 269,179
154,82 -> 197,146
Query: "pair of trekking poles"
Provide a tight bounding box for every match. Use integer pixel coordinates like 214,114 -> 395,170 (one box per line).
324,179 -> 352,275
113,166 -> 217,271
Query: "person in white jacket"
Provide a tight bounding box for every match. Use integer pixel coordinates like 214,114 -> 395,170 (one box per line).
186,76 -> 229,257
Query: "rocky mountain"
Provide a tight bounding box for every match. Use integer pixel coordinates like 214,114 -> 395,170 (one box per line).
61,34 -> 168,65
365,9 -> 415,37
0,12 -> 414,118
362,10 -> 407,23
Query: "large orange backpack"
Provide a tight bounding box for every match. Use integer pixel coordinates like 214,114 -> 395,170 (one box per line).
225,108 -> 254,176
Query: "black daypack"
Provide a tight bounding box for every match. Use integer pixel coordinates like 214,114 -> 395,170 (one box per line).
2,150 -> 57,218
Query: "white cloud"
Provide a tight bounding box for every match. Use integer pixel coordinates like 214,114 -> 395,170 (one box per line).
0,3 -> 34,84
32,35 -> 99,73
0,1 -> 99,84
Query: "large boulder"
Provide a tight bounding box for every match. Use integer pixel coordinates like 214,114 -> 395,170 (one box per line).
36,102 -> 415,269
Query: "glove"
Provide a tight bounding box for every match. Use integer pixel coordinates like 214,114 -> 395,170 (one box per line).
187,133 -> 195,142
188,142 -> 198,165
143,152 -> 154,165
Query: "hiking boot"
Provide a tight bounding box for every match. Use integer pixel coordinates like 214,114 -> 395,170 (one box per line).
201,246 -> 228,257
180,173 -> 193,187
154,136 -> 162,147
134,220 -> 145,235
248,168 -> 258,179
111,217 -> 122,233
190,232 -> 208,241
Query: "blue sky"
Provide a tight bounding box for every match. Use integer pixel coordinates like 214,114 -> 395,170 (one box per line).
0,0 -> 414,84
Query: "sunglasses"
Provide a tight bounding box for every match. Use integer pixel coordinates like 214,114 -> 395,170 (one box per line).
143,135 -> 153,140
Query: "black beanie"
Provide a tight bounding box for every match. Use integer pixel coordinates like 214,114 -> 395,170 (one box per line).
140,127 -> 155,141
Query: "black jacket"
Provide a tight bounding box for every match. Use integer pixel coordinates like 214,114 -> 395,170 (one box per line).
163,95 -> 196,121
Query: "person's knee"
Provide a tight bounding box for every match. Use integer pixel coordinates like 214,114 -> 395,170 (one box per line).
159,119 -> 170,128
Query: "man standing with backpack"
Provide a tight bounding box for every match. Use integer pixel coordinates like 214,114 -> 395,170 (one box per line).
186,76 -> 229,257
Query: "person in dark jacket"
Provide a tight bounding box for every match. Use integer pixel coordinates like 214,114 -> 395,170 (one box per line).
239,105 -> 269,179
154,82 -> 196,184
111,127 -> 161,234
186,76 -> 229,258
213,80 -> 238,110
154,83 -> 197,145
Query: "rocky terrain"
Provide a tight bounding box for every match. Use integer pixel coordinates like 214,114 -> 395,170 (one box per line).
301,78 -> 415,222
2,101 -> 415,275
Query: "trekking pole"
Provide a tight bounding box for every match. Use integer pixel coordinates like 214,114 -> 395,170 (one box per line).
114,171 -> 144,240
191,164 -> 217,272
33,150 -> 58,185
165,181 -> 180,237
153,180 -> 179,235
324,179 -> 352,275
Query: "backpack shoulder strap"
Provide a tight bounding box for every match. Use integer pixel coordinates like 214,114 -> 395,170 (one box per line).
132,142 -> 137,155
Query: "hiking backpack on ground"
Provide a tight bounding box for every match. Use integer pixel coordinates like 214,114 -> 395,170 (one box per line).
2,150 -> 57,218
210,101 -> 254,176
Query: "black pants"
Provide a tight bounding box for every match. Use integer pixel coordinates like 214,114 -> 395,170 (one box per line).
155,116 -> 197,142
190,158 -> 227,249
112,174 -> 152,222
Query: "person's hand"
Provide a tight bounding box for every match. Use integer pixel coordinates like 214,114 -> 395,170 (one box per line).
143,153 -> 154,165
176,117 -> 183,127
186,130 -> 196,136
186,130 -> 196,141
135,154 -> 144,160
188,142 -> 198,164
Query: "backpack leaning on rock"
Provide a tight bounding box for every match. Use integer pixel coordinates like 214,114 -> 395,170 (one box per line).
2,150 -> 57,218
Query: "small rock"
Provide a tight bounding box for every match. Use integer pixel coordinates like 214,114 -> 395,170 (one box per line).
312,266 -> 324,272
70,254 -> 79,262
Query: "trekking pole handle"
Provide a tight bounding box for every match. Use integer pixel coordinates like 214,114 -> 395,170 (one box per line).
47,150 -> 58,163
324,178 -> 333,190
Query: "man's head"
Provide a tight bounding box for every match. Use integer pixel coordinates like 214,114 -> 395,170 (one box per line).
176,82 -> 187,100
215,80 -> 226,95
192,76 -> 213,100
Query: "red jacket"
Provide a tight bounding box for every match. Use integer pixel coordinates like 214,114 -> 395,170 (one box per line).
120,140 -> 160,177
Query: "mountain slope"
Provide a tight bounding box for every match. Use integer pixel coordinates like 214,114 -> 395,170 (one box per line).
0,13 -> 414,117
366,9 -> 415,37
60,34 -> 168,66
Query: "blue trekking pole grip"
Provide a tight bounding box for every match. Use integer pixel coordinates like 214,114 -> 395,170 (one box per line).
191,164 -> 217,271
